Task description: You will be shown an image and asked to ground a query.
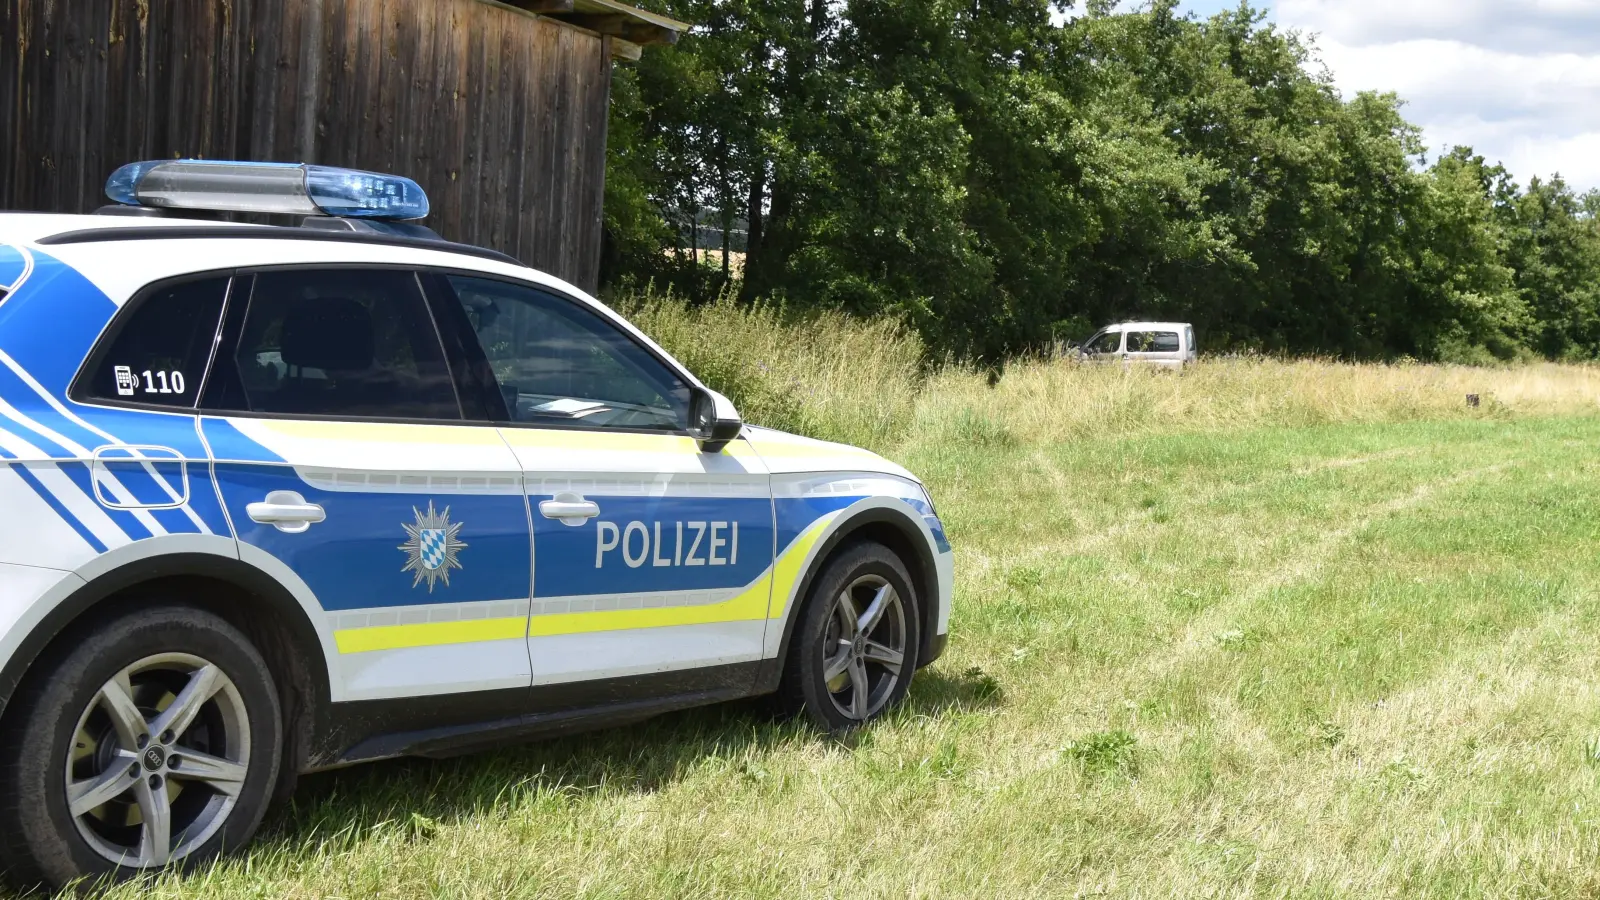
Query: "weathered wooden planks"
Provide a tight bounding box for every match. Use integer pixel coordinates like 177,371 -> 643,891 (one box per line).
0,0 -> 612,291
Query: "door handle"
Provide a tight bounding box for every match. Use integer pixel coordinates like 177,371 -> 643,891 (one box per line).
539,493 -> 599,527
246,490 -> 327,534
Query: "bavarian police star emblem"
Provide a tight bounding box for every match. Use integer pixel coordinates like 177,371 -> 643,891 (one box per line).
399,501 -> 466,591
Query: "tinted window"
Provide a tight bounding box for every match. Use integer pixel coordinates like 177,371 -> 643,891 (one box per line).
206,269 -> 459,420
1126,331 -> 1180,353
1087,331 -> 1122,354
442,276 -> 690,431
81,276 -> 228,408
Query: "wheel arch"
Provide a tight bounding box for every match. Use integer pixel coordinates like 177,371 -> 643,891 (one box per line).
761,502 -> 943,692
0,550 -> 332,783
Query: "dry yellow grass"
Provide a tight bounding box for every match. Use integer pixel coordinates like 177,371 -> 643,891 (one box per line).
917,357 -> 1600,449
613,291 -> 924,450
610,286 -> 1600,450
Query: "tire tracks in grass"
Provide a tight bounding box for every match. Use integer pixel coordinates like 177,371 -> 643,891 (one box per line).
1133,459 -> 1517,691
908,443 -> 1534,891
963,453 -> 1521,788
967,444 -> 1432,581
1180,606 -> 1600,895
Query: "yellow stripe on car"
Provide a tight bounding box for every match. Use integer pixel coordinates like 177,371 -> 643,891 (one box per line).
765,513 -> 836,619
498,428 -> 758,457
259,419 -> 509,445
333,615 -> 529,654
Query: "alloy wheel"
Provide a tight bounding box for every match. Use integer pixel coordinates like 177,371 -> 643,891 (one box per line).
821,573 -> 908,721
63,652 -> 251,868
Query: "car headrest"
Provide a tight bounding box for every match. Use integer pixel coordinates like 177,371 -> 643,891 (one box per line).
280,298 -> 375,372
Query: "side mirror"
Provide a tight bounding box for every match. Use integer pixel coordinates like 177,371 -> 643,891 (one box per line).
688,388 -> 743,453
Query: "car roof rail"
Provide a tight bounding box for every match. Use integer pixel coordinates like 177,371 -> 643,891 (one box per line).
36,224 -> 526,268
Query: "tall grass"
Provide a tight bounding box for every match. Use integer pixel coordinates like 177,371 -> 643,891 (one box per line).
613,289 -> 924,450
608,286 -> 1600,452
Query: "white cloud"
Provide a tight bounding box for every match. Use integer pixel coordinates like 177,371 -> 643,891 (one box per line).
1275,0 -> 1600,190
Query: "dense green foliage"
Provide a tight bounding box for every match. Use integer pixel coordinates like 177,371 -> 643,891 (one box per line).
603,0 -> 1600,363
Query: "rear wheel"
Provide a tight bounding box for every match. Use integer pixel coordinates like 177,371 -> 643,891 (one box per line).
776,541 -> 921,733
0,605 -> 282,889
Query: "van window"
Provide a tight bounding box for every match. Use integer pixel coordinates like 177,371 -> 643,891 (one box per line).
1086,331 -> 1122,354
1126,331 -> 1180,353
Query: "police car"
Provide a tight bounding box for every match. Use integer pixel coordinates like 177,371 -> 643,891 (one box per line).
0,161 -> 951,886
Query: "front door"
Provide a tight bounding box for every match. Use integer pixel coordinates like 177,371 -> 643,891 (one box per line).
200,268 -> 532,702
1084,328 -> 1124,362
425,274 -> 775,691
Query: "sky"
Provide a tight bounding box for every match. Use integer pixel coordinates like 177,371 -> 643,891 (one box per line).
1164,0 -> 1600,192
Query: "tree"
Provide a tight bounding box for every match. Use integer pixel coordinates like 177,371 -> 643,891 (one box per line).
602,0 -> 1600,364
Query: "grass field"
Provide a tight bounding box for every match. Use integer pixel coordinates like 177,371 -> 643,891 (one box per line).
40,300 -> 1600,898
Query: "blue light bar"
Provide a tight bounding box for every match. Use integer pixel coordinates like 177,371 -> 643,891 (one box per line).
105,160 -> 430,221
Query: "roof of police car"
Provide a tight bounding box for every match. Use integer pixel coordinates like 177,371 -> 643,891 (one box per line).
0,211 -> 524,266
0,212 -> 270,243
0,212 -> 624,332
0,211 -> 702,386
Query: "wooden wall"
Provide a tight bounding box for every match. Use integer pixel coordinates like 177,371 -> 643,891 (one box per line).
0,0 -> 613,291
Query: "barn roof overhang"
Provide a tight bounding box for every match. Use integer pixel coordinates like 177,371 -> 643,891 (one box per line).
499,0 -> 689,60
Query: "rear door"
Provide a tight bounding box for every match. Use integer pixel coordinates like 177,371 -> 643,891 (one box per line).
199,267 -> 532,702
424,273 -> 776,695
67,275 -> 234,544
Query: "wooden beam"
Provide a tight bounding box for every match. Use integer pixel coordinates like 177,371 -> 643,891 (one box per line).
505,0 -> 575,12
610,38 -> 643,61
562,13 -> 628,31
559,13 -> 678,45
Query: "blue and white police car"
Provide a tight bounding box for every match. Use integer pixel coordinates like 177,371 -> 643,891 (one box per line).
0,161 -> 951,886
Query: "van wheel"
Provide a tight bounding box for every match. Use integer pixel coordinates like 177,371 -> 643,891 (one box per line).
0,605 -> 282,890
777,541 -> 921,733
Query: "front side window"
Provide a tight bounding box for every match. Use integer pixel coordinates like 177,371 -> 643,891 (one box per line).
1086,330 -> 1122,354
441,276 -> 691,431
79,276 -> 229,408
204,269 -> 460,420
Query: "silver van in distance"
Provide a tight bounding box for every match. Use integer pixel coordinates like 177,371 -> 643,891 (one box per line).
1076,322 -> 1197,370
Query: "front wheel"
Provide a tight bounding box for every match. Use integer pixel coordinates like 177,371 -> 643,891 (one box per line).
0,604 -> 283,890
776,541 -> 921,733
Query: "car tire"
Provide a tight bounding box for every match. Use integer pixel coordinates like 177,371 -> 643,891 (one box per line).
0,604 -> 283,890
776,541 -> 921,734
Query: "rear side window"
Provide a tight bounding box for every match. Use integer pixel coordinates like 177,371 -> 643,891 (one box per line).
79,276 -> 229,408
203,269 -> 461,421
1126,331 -> 1180,353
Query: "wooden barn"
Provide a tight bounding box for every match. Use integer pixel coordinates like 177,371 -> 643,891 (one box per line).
0,0 -> 685,291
